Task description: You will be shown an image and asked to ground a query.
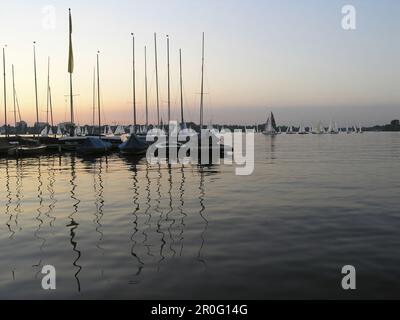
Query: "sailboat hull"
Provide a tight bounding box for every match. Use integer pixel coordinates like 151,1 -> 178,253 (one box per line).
262,132 -> 277,136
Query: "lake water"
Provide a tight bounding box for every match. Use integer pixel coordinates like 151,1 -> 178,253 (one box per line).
1,132 -> 400,299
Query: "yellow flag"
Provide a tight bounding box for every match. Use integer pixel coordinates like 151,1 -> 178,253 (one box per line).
68,9 -> 74,73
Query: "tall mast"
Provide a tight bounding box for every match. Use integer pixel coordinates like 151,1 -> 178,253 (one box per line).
92,67 -> 96,132
97,51 -> 101,136
166,35 -> 170,125
46,57 -> 50,125
154,32 -> 160,127
200,32 -> 205,129
68,8 -> 74,132
2,46 -> 7,137
33,41 -> 39,136
12,64 -> 17,129
131,33 -> 136,132
48,58 -> 54,130
69,70 -> 74,126
144,45 -> 148,127
179,48 -> 184,125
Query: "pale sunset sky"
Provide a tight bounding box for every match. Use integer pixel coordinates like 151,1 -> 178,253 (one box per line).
0,0 -> 399,126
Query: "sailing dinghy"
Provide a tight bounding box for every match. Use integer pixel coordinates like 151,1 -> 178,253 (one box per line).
262,112 -> 277,136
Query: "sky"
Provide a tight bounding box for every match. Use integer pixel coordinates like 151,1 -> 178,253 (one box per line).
0,0 -> 399,126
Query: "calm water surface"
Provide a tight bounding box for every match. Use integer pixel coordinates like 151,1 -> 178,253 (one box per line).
1,132 -> 400,299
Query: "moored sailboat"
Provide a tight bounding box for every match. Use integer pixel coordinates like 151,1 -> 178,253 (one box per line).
119,33 -> 150,155
77,51 -> 112,155
13,42 -> 47,156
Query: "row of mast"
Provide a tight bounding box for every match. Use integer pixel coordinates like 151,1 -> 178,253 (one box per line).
3,46 -> 27,137
129,31 -> 188,134
2,9 -> 206,137
65,6 -> 205,134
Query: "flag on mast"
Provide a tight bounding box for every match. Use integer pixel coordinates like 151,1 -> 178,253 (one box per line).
68,8 -> 74,73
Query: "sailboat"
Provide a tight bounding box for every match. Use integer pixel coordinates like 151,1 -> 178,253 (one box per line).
262,112 -> 277,136
118,130 -> 148,155
59,9 -> 91,150
195,33 -> 231,158
40,126 -> 49,137
74,126 -> 82,136
107,126 -> 113,135
312,121 -> 324,134
358,123 -> 363,134
0,56 -> 17,156
298,125 -> 308,135
11,42 -> 47,156
1,58 -> 17,157
327,121 -> 339,134
77,51 -> 111,155
114,125 -> 126,136
37,58 -> 59,150
286,125 -> 295,135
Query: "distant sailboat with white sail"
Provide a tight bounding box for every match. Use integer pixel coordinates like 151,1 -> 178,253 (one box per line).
298,125 -> 308,135
312,121 -> 324,134
286,125 -> 295,135
262,112 -> 277,136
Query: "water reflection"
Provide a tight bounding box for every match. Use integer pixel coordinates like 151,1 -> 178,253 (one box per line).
143,163 -> 153,258
129,162 -> 144,283
0,153 -> 219,297
166,165 -> 177,258
197,166 -> 208,267
178,165 -> 187,256
93,158 -> 105,279
32,158 -> 45,280
14,159 -> 23,233
67,156 -> 82,292
5,159 -> 15,238
45,157 -> 57,227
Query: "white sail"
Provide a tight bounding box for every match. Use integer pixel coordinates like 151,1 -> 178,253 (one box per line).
48,127 -> 54,135
57,126 -> 62,136
107,126 -> 113,135
114,125 -> 125,135
313,121 -> 323,134
129,125 -> 134,134
74,126 -> 82,136
40,126 -> 48,137
298,125 -> 306,134
263,117 -> 275,135
328,121 -> 333,133
265,117 -> 271,132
